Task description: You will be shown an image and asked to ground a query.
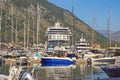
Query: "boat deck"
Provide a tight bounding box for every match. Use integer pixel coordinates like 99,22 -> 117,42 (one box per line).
0,74 -> 8,80
102,77 -> 120,80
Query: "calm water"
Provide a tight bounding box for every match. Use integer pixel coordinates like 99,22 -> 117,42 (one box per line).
0,63 -> 109,80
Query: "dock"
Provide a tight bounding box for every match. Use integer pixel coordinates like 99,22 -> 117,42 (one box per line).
4,58 -> 16,65
75,59 -> 87,65
4,58 -> 41,65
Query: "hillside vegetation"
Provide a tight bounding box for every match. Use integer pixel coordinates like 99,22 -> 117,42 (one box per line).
0,0 -> 107,48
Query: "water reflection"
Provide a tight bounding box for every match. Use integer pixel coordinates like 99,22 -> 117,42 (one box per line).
34,65 -> 93,80
34,65 -> 75,80
0,63 -> 109,80
0,64 -> 10,75
34,65 -> 108,80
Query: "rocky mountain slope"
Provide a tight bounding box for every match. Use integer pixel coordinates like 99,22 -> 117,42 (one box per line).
111,31 -> 120,42
0,0 -> 107,47
98,29 -> 120,43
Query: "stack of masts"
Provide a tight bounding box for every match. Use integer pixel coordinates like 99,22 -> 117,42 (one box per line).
23,19 -> 30,50
21,3 -> 41,49
0,1 -> 38,50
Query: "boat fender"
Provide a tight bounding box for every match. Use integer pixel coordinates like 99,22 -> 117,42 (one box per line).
72,57 -> 76,64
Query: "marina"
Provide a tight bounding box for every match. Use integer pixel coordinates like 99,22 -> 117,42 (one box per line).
0,0 -> 120,80
0,20 -> 119,80
0,52 -> 120,80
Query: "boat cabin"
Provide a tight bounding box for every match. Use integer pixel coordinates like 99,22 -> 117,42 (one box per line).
108,47 -> 120,56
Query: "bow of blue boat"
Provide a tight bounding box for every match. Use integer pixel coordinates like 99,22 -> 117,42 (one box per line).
41,57 -> 74,66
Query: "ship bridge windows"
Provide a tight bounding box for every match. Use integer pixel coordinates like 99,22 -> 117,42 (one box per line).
48,34 -> 70,41
48,28 -> 69,30
47,41 -> 70,50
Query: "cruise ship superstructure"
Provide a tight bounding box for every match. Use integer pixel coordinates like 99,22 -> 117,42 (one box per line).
45,22 -> 71,53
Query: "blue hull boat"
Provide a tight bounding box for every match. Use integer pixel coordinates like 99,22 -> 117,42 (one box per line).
41,57 -> 73,66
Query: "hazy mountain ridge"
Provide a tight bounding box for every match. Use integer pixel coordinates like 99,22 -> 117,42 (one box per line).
97,30 -> 109,37
111,31 -> 120,42
98,29 -> 120,42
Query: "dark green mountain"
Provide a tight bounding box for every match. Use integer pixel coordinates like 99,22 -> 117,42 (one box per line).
0,0 -> 107,48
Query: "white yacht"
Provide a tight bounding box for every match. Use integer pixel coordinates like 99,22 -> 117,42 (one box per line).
75,34 -> 91,54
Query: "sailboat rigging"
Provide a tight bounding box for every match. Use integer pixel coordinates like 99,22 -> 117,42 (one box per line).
11,5 -> 14,43
23,20 -> 26,50
91,10 -> 96,44
71,3 -> 75,52
36,3 -> 41,46
107,10 -> 112,48
0,0 -> 3,49
15,11 -> 18,46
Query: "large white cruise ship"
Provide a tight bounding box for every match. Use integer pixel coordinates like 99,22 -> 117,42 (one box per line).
45,22 -> 71,53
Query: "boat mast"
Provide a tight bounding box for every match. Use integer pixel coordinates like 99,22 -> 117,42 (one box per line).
11,4 -> 14,43
0,0 -> 3,49
23,19 -> 26,50
37,3 -> 40,46
71,3 -> 75,49
92,10 -> 96,44
15,10 -> 18,46
32,11 -> 35,46
27,20 -> 30,49
108,10 -> 112,47
106,9 -> 112,52
27,0 -> 30,49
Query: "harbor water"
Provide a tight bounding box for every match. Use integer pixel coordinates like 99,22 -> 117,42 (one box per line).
0,63 -> 109,80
